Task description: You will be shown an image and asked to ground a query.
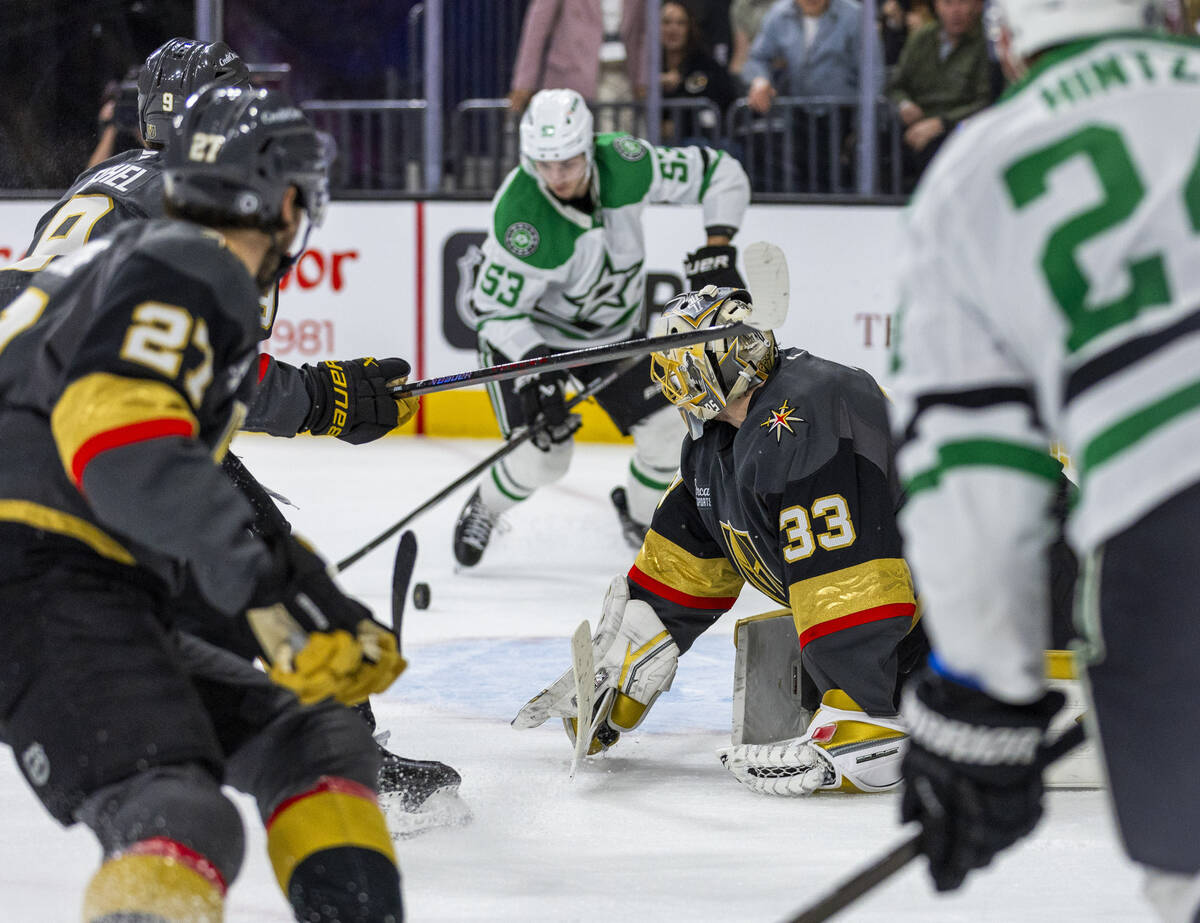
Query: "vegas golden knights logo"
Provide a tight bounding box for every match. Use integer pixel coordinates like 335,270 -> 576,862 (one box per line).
719,521 -> 786,603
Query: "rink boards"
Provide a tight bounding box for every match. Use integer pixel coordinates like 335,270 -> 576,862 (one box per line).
0,199 -> 902,441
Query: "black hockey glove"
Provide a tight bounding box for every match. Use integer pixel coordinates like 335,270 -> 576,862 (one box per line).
515,349 -> 581,450
683,244 -> 745,290
246,534 -> 405,705
300,356 -> 419,444
900,668 -> 1064,892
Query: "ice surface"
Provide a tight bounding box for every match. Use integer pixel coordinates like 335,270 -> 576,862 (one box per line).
0,435 -> 1150,922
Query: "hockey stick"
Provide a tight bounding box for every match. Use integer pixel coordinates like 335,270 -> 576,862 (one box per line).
390,241 -> 791,400
780,720 -> 1088,923
568,619 -> 595,781
390,529 -> 418,635
335,359 -> 637,572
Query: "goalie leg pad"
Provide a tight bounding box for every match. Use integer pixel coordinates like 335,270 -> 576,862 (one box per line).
717,690 -> 907,796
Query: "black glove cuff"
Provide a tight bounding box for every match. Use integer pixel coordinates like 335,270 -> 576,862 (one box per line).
298,362 -> 329,434
905,671 -> 1064,774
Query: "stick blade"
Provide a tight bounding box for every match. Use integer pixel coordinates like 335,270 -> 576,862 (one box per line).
391,530 -> 418,636
569,619 -> 594,781
743,241 -> 790,330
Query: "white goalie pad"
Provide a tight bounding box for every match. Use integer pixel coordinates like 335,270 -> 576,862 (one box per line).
731,610 -> 812,746
513,576 -> 680,753
719,690 -> 907,796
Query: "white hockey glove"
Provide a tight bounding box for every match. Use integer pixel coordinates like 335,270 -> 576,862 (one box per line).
716,690 -> 907,795
513,575 -> 680,756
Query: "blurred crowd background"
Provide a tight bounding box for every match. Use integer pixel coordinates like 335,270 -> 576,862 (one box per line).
3,0 -> 1198,200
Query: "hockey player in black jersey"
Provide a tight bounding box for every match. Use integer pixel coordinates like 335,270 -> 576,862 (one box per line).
515,286 -> 925,794
0,86 -> 407,923
0,36 -> 463,827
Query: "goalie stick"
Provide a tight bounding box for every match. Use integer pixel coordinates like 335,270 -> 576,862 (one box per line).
569,619 -> 595,781
780,721 -> 1087,923
390,241 -> 791,400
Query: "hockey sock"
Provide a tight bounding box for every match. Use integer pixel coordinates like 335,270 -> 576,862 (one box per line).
82,837 -> 226,923
266,776 -> 403,923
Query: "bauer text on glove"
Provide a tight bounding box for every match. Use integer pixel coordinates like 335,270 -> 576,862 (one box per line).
300,356 -> 418,444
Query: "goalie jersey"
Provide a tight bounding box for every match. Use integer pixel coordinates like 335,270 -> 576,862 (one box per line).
0,150 -> 309,438
629,347 -> 919,716
0,219 -> 271,617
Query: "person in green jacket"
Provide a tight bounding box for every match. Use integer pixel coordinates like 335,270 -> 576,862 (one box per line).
886,0 -> 993,188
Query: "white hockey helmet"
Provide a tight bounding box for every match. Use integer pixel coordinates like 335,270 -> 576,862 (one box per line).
650,286 -> 777,439
519,89 -> 594,176
990,0 -> 1155,59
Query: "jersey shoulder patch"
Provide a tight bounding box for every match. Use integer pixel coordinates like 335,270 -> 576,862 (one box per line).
492,168 -> 585,270
594,133 -> 654,209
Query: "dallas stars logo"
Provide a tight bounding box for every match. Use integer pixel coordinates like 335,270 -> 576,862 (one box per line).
564,253 -> 643,322
760,398 -> 801,443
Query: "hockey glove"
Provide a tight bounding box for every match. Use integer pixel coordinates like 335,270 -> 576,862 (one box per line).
300,356 -> 419,444
513,575 -> 679,756
900,668 -> 1064,892
514,350 -> 581,450
683,244 -> 745,290
246,535 -> 406,705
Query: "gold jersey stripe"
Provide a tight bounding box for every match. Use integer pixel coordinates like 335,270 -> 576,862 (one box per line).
82,853 -> 223,923
635,528 -> 744,600
789,558 -> 916,638
51,372 -> 198,482
0,499 -> 134,565
267,789 -> 395,892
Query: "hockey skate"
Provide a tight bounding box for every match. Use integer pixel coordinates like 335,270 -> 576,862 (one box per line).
610,486 -> 648,550
453,487 -> 504,567
375,739 -> 472,838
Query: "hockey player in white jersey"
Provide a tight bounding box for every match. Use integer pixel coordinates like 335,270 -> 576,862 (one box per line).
453,88 -> 751,566
889,2 -> 1200,917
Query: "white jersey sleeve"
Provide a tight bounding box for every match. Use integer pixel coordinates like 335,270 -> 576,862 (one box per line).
647,144 -> 750,230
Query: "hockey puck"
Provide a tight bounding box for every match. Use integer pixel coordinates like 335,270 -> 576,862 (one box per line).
412,582 -> 431,610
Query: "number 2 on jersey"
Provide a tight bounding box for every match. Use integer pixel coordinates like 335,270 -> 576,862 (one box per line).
1003,124 -> 1200,351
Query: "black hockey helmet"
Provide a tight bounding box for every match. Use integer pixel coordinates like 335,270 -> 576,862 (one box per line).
163,85 -> 331,232
137,37 -> 251,147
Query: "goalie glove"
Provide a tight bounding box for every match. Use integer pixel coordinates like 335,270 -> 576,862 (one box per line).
717,690 -> 907,795
300,356 -> 418,444
246,534 -> 406,705
900,667 -> 1064,892
513,575 -> 680,755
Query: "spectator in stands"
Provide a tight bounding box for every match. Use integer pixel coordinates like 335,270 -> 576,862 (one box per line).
887,0 -> 990,189
661,0 -> 741,143
742,0 -> 884,192
743,0 -> 883,113
684,0 -> 735,66
508,0 -> 645,114
729,0 -> 776,80
880,0 -> 935,66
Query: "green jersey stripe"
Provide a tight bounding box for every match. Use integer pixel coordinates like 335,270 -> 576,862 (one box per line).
905,439 -> 1062,497
1081,376 -> 1200,478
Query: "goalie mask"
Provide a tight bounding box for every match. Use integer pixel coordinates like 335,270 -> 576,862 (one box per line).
650,286 -> 777,439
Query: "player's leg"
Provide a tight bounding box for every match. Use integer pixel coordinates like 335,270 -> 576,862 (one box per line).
0,538 -> 240,922
583,356 -> 683,545
211,457 -> 465,828
455,344 -> 575,566
181,632 -> 404,922
1080,479 -> 1200,920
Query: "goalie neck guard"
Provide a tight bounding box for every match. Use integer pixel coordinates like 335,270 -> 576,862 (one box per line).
650,286 -> 777,439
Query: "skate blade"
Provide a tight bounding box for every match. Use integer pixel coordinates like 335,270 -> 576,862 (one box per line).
381,788 -> 473,839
